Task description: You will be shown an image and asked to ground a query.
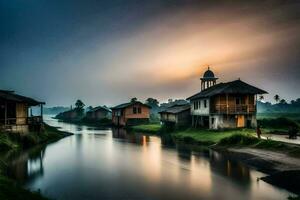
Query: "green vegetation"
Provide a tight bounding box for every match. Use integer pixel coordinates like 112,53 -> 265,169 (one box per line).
130,124 -> 161,133
173,128 -> 255,145
0,176 -> 47,200
257,117 -> 300,134
0,124 -> 72,200
257,113 -> 300,120
218,134 -> 300,158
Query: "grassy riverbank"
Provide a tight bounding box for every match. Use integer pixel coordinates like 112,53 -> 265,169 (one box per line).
0,123 -> 72,200
129,124 -> 161,133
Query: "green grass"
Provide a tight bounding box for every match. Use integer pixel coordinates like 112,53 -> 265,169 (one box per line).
0,175 -> 47,200
130,124 -> 162,133
218,134 -> 300,158
173,128 -> 255,145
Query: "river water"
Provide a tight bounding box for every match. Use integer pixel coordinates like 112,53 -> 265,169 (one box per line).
6,115 -> 292,200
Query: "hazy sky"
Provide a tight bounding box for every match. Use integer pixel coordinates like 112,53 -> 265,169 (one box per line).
1,0 -> 300,107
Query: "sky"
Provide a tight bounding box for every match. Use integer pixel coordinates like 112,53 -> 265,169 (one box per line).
0,0 -> 300,107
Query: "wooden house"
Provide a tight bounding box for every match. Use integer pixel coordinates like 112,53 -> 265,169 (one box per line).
187,68 -> 267,129
0,90 -> 45,133
85,106 -> 112,121
55,109 -> 82,121
159,104 -> 191,127
111,101 -> 150,126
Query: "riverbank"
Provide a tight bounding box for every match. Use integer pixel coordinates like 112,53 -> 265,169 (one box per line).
54,117 -> 112,128
130,124 -> 300,196
0,123 -> 73,200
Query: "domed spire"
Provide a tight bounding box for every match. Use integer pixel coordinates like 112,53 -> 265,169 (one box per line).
200,65 -> 218,90
203,66 -> 215,78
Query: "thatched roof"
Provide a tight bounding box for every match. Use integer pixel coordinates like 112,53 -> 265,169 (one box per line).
159,104 -> 190,114
0,90 -> 45,106
187,79 -> 267,101
111,101 -> 151,110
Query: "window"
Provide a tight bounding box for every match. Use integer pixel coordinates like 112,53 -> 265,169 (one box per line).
198,101 -> 201,109
138,107 -> 141,114
211,118 -> 215,125
236,98 -> 241,105
194,101 -> 198,110
133,107 -> 137,114
204,100 -> 207,108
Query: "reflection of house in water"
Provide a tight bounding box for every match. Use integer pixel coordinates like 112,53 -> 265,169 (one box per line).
7,146 -> 46,183
175,145 -> 250,184
207,150 -> 250,184
112,128 -> 150,145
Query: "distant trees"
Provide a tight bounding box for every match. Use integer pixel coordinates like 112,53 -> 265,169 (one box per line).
146,98 -> 159,107
274,94 -> 280,103
130,97 -> 137,102
75,100 -> 85,110
279,99 -> 287,105
259,95 -> 264,101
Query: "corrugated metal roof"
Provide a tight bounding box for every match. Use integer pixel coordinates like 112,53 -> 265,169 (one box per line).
187,79 -> 267,101
159,104 -> 190,114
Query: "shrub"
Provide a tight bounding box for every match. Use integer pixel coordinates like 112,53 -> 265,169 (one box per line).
218,134 -> 259,146
258,117 -> 299,129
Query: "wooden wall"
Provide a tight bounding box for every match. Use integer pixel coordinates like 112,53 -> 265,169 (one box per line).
16,103 -> 28,125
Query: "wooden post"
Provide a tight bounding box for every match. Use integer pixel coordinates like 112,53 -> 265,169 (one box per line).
40,104 -> 43,122
4,101 -> 7,125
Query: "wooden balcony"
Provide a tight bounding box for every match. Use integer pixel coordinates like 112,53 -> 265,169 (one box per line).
211,104 -> 256,114
0,116 -> 43,126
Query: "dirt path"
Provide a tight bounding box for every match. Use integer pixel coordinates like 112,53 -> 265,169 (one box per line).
228,148 -> 300,172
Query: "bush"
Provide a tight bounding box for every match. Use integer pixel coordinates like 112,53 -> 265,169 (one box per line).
258,117 -> 299,129
218,134 -> 259,146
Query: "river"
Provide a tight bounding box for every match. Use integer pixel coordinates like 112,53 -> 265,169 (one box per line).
6,115 -> 293,200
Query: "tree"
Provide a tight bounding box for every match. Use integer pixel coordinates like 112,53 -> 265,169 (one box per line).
87,106 -> 93,111
279,99 -> 287,104
259,95 -> 264,101
146,98 -> 159,107
75,99 -> 85,110
131,97 -> 137,102
274,94 -> 280,103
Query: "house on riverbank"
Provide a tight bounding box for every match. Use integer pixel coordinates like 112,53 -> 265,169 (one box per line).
0,90 -> 44,133
111,101 -> 150,126
85,106 -> 112,121
187,68 -> 267,129
159,104 -> 191,127
55,108 -> 82,121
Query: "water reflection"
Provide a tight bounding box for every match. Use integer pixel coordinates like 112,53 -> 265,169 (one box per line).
7,145 -> 46,184
5,116 -> 291,200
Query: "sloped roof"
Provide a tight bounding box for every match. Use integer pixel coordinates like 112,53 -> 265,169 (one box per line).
111,101 -> 151,110
187,79 -> 267,100
159,104 -> 190,114
87,106 -> 112,113
0,90 -> 45,106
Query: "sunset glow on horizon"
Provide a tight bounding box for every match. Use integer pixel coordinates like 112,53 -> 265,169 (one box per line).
0,0 -> 299,106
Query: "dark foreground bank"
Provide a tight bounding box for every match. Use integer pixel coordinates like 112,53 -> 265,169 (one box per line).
0,123 -> 72,200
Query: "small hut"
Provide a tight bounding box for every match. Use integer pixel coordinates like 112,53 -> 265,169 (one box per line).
111,101 -> 151,126
159,104 -> 191,127
0,90 -> 45,133
85,106 -> 112,121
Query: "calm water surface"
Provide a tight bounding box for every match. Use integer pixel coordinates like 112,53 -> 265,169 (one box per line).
7,115 -> 292,200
